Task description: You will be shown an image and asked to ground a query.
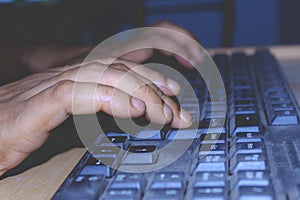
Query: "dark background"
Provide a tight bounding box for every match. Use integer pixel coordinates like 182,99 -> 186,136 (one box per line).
0,0 -> 299,48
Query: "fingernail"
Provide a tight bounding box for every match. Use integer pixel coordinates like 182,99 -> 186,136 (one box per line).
167,78 -> 181,93
163,103 -> 172,119
180,109 -> 192,123
131,97 -> 145,112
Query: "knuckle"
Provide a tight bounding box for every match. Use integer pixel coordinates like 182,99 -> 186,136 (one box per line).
51,80 -> 74,103
140,83 -> 163,99
151,71 -> 165,82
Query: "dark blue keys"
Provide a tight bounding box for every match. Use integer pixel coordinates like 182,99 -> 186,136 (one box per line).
59,175 -> 105,200
122,145 -> 158,164
109,173 -> 146,191
144,172 -> 186,200
80,157 -> 117,177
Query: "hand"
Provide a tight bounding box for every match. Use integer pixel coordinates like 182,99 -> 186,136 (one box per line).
121,21 -> 204,68
0,59 -> 192,176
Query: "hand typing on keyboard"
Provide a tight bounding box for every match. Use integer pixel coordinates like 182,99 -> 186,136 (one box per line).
0,21 -> 203,177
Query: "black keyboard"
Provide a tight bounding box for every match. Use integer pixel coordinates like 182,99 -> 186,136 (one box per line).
52,50 -> 300,200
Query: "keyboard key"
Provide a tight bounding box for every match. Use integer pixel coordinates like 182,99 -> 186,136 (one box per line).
232,186 -> 274,200
230,141 -> 265,155
230,153 -> 267,173
271,103 -> 294,111
199,118 -> 226,129
100,136 -> 129,150
122,145 -> 158,164
194,162 -> 227,172
166,129 -> 200,140
93,146 -> 122,158
271,110 -> 299,125
200,133 -> 225,143
192,187 -> 226,200
235,114 -> 260,127
144,188 -> 184,200
150,172 -> 185,189
60,175 -> 105,200
235,100 -> 256,107
234,132 -> 263,139
200,143 -> 226,151
231,171 -> 270,189
103,189 -> 140,200
235,106 -> 256,115
199,154 -> 227,163
194,172 -> 226,187
80,157 -> 117,177
109,173 -> 146,191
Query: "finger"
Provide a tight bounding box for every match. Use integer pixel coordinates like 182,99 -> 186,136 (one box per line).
25,80 -> 145,128
110,60 -> 181,96
21,63 -> 191,127
152,21 -> 204,67
24,61 -> 181,98
121,48 -> 154,63
61,64 -> 180,126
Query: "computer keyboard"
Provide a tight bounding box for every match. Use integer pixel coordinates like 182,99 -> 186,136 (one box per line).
52,49 -> 300,200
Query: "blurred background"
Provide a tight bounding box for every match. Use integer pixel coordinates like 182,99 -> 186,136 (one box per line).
0,0 -> 299,48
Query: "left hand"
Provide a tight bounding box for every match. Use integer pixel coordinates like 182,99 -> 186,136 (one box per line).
121,21 -> 204,68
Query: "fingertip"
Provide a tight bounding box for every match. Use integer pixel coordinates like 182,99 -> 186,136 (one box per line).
131,97 -> 146,113
178,109 -> 193,128
166,78 -> 181,94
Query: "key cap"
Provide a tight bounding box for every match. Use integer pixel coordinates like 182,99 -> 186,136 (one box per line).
199,118 -> 226,129
103,189 -> 140,200
200,133 -> 225,143
266,90 -> 288,98
194,172 -> 226,187
232,186 -> 274,200
93,146 -> 122,158
230,141 -> 265,155
235,106 -> 256,115
234,132 -> 263,139
194,162 -> 227,172
192,187 -> 226,200
235,114 -> 260,127
109,173 -> 146,191
269,97 -> 291,104
150,172 -> 185,189
60,175 -> 105,200
233,138 -> 263,145
122,145 -> 158,164
201,143 -> 226,151
79,157 -> 117,177
100,136 -> 129,150
271,110 -> 299,125
271,103 -> 294,111
199,154 -> 227,163
231,171 -> 270,189
230,153 -> 267,173
144,188 -> 184,200
166,129 -> 200,140
235,100 -> 256,107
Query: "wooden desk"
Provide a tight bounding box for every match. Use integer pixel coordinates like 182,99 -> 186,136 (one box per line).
1,46 -> 300,200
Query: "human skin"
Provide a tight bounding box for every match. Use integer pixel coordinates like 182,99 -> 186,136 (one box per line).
0,21 -> 203,176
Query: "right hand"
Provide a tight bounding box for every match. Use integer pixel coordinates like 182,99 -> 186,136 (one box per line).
0,59 -> 192,176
